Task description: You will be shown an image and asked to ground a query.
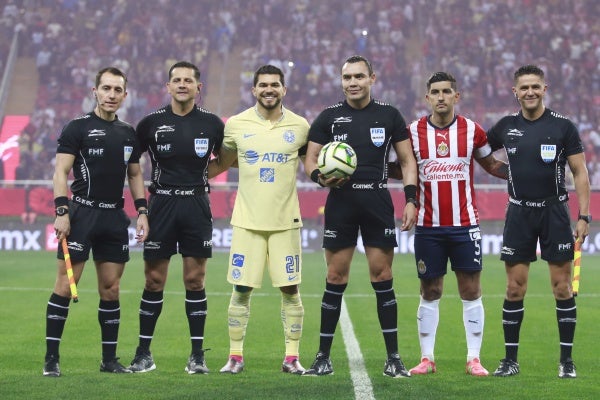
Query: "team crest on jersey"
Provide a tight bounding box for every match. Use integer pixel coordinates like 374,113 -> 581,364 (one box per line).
195,138 -> 209,157
283,130 -> 295,143
437,141 -> 449,156
370,127 -> 385,147
124,146 -> 133,164
417,259 -> 427,275
540,144 -> 556,163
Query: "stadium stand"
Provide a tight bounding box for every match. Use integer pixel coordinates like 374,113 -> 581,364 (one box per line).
1,0 -> 599,187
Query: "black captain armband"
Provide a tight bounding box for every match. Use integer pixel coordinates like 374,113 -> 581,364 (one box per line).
134,198 -> 148,210
404,184 -> 418,207
54,196 -> 69,208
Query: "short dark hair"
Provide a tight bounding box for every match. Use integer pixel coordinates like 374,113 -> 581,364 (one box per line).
426,71 -> 457,91
514,65 -> 544,83
253,65 -> 285,87
169,61 -> 201,81
95,67 -> 127,88
343,55 -> 373,76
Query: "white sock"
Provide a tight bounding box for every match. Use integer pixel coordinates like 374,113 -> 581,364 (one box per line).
417,296 -> 439,361
463,296 -> 484,362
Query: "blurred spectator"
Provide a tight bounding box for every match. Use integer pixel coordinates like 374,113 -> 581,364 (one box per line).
6,0 -> 600,188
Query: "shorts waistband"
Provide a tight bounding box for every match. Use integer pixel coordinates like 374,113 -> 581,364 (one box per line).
509,194 -> 568,208
338,181 -> 388,190
71,195 -> 124,209
149,184 -> 209,196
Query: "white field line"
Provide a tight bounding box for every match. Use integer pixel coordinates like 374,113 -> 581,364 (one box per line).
340,298 -> 376,400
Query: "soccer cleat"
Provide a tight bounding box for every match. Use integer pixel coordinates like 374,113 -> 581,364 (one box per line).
100,357 -> 132,373
466,358 -> 489,376
219,355 -> 244,374
43,355 -> 61,377
558,360 -> 576,378
303,352 -> 333,376
493,358 -> 520,377
281,357 -> 305,374
409,358 -> 436,375
185,350 -> 209,374
383,353 -> 411,378
129,348 -> 156,373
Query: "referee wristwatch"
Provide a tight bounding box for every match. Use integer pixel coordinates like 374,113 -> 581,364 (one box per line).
55,207 -> 68,217
137,209 -> 149,217
578,214 -> 592,224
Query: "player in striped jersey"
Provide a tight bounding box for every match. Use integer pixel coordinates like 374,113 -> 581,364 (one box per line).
405,72 -> 507,376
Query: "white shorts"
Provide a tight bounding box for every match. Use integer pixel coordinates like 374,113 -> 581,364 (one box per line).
227,227 -> 302,288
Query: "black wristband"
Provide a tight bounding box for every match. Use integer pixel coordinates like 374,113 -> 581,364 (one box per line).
134,198 -> 148,210
310,169 -> 321,184
54,196 -> 69,208
404,184 -> 417,205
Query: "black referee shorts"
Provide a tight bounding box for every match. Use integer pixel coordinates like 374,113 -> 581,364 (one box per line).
58,203 -> 131,263
144,193 -> 213,260
501,201 -> 574,263
322,188 -> 397,249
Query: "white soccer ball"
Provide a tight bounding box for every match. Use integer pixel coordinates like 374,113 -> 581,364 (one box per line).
317,141 -> 358,179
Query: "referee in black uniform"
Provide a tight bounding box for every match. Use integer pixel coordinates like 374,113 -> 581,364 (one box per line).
128,61 -> 224,374
44,67 -> 149,377
487,65 -> 591,379
303,55 -> 418,378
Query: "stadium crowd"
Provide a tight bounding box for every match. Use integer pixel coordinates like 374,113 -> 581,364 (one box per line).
3,0 -> 600,186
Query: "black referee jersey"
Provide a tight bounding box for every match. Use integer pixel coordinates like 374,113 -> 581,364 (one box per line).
309,99 -> 408,183
136,104 -> 224,188
57,112 -> 141,201
487,108 -> 583,200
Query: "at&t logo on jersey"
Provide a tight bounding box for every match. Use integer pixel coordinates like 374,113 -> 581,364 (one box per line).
370,127 -> 385,147
244,150 -> 259,164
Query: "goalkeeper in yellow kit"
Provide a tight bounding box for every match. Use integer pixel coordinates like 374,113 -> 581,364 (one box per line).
209,64 -> 310,374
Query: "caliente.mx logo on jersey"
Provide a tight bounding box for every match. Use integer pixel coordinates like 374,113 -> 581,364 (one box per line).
195,138 -> 209,157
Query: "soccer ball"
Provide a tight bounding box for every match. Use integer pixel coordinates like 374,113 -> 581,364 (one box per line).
317,141 -> 357,179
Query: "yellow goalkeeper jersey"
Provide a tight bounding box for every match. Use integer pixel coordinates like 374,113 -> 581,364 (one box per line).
223,106 -> 309,230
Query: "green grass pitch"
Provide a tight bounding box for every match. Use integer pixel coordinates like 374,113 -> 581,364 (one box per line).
1,250 -> 598,399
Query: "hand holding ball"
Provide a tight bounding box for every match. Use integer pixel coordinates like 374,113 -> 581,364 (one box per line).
317,142 -> 358,179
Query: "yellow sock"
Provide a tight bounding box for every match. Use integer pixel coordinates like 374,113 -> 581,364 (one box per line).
228,289 -> 251,356
281,292 -> 304,357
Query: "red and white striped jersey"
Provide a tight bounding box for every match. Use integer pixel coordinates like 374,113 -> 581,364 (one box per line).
408,115 -> 492,227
